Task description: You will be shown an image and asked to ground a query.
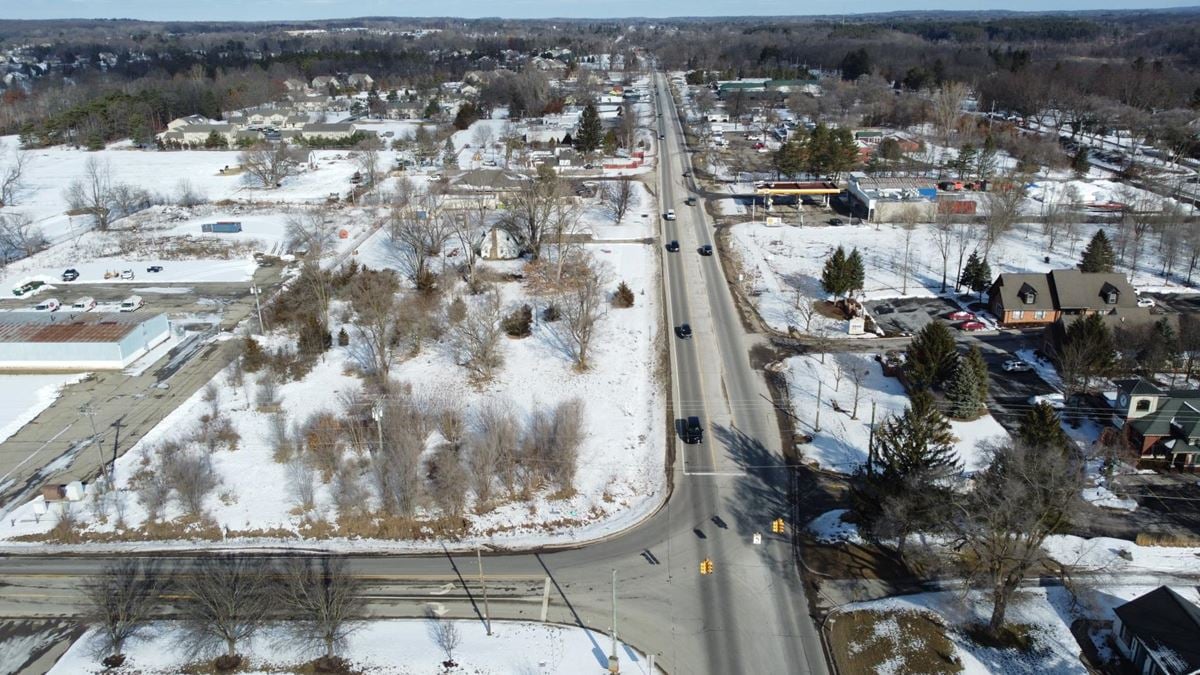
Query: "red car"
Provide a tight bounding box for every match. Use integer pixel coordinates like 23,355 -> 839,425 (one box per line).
958,320 -> 987,332
947,310 -> 975,321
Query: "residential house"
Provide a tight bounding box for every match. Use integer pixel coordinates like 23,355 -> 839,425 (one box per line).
283,78 -> 308,92
166,114 -> 213,131
312,75 -> 342,91
175,123 -> 238,146
300,123 -> 359,141
1113,586 -> 1200,674
988,269 -> 1138,326
282,115 -> 309,130
1110,378 -> 1200,469
346,73 -> 375,89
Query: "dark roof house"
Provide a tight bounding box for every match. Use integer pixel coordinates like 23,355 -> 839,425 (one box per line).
1114,586 -> 1200,675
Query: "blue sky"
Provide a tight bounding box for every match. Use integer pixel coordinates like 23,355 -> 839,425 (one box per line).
8,0 -> 1200,21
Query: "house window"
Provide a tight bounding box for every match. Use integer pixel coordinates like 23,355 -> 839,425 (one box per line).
1034,311 -> 1046,320
1136,399 -> 1151,412
1022,293 -> 1035,304
1106,291 -> 1118,304
1011,310 -> 1024,320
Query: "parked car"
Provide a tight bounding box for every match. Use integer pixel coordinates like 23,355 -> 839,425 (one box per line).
685,196 -> 697,206
120,269 -> 134,280
827,218 -> 844,226
947,310 -> 975,321
12,280 -> 44,297
1137,297 -> 1156,308
61,268 -> 79,282
676,323 -> 693,339
34,298 -> 61,312
119,295 -> 144,312
146,265 -> 164,273
664,209 -> 676,220
698,244 -> 713,256
1029,393 -> 1065,410
71,296 -> 96,312
958,320 -> 986,331
666,240 -> 680,252
1002,360 -> 1033,373
683,416 -> 704,444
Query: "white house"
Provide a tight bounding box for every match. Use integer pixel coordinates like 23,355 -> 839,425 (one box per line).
312,75 -> 342,91
346,73 -> 375,89
300,123 -> 359,141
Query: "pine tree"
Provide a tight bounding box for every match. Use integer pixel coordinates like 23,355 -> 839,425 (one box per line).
905,321 -> 958,389
575,103 -> 603,153
965,344 -> 990,403
960,251 -> 992,299
846,248 -> 866,296
821,245 -> 849,297
946,358 -> 983,419
1017,402 -> 1069,451
975,135 -> 998,182
872,390 -> 960,480
1079,230 -> 1116,273
1071,146 -> 1090,176
959,251 -> 981,291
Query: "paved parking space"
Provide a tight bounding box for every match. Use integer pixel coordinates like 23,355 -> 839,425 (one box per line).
1108,471 -> 1200,535
865,296 -> 961,337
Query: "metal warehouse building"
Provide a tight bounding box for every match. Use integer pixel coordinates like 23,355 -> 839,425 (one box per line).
0,312 -> 170,371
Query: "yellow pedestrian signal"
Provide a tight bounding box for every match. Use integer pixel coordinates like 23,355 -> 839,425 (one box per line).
700,558 -> 714,575
771,518 -> 786,534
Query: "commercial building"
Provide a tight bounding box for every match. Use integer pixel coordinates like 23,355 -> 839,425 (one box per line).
0,311 -> 170,371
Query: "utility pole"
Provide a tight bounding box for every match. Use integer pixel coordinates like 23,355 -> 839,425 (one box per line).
608,569 -> 620,673
81,404 -> 107,483
371,401 -> 383,456
814,380 -> 823,433
250,285 -> 266,334
477,547 -> 492,636
866,400 -> 877,474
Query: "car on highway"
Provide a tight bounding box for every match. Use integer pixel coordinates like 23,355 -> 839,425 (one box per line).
675,323 -> 693,339
957,320 -> 986,331
698,244 -> 713,256
682,170 -> 691,178
683,416 -> 704,444
1002,359 -> 1033,373
1029,393 -> 1065,410
666,240 -> 680,252
947,310 -> 975,321
659,133 -> 665,140
146,265 -> 164,273
664,209 -> 676,220
12,280 -> 44,296
34,298 -> 61,312
1137,297 -> 1156,308
61,268 -> 79,282
685,196 -> 696,206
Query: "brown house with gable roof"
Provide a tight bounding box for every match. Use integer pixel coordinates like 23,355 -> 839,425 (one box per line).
987,269 -> 1138,326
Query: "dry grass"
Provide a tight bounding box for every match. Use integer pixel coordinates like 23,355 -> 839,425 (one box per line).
1135,532 -> 1200,547
829,609 -> 962,675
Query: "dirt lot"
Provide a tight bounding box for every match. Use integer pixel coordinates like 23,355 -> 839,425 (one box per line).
828,609 -> 961,674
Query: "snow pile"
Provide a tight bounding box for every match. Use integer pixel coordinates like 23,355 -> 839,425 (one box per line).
1044,534 -> 1200,575
786,353 -> 1010,474
0,373 -> 87,445
807,509 -> 863,545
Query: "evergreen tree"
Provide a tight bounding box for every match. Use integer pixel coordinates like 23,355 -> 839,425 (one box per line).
1017,402 -> 1069,451
840,48 -> 872,81
965,344 -> 990,403
602,129 -> 619,155
1062,312 -> 1116,391
975,135 -> 998,182
959,251 -> 992,299
946,358 -> 983,419
821,245 -> 848,297
953,144 -> 977,180
873,391 -> 959,478
575,103 -> 603,153
905,321 -> 959,390
1079,229 -> 1116,273
846,248 -> 866,295
1071,146 -> 1091,176
423,98 -> 441,120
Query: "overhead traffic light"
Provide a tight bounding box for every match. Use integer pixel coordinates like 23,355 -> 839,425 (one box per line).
771,518 -> 786,534
700,558 -> 714,575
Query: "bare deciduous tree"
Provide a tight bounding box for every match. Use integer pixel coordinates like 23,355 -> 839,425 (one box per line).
163,451 -> 218,521
285,208 -> 336,256
470,401 -> 520,503
64,156 -> 115,231
348,269 -> 401,376
602,177 -> 635,224
389,198 -> 450,290
983,173 -> 1029,257
950,442 -> 1083,638
449,291 -> 504,383
523,399 -> 584,492
556,258 -> 609,370
352,139 -> 382,189
240,142 -> 308,189
82,559 -> 162,666
278,557 -> 364,663
287,456 -> 318,514
178,555 -> 277,665
428,443 -> 469,518
931,212 -> 956,293
1,145 -> 29,207
449,196 -> 489,293
426,611 -> 462,665
0,212 -> 47,258
932,82 -> 969,148
501,164 -> 566,259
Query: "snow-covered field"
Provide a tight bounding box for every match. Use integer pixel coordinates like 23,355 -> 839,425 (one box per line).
0,373 -> 87,446
785,353 -> 1010,474
51,619 -> 659,675
0,242 -> 665,551
728,212 -> 1199,335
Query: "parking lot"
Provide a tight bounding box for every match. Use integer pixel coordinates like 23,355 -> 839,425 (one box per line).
865,296 -> 962,336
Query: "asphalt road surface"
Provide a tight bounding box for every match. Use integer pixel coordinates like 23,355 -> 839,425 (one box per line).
0,78 -> 827,675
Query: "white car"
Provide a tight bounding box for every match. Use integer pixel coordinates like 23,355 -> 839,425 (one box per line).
1003,360 -> 1033,373
1028,393 -> 1066,410
664,209 -> 676,220
34,298 -> 61,312
1137,297 -> 1156,308
120,269 -> 134,280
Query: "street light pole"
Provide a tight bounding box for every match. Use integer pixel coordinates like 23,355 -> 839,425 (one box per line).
608,569 -> 619,673
477,547 -> 492,636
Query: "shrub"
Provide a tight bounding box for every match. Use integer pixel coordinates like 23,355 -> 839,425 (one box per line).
242,337 -> 266,373
502,304 -> 533,338
337,327 -> 350,346
542,304 -> 560,322
612,281 -> 635,308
